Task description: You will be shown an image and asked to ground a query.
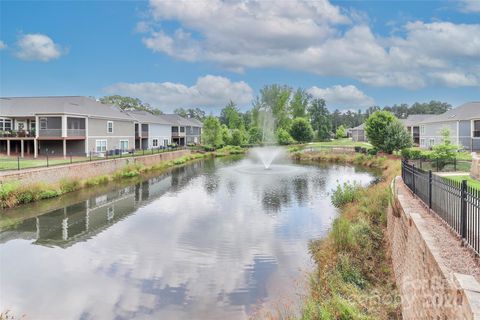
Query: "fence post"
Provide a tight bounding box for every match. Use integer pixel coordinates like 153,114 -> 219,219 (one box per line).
17,156 -> 20,170
412,164 -> 416,194
461,179 -> 468,239
428,170 -> 432,209
454,158 -> 457,171
90,151 -> 92,161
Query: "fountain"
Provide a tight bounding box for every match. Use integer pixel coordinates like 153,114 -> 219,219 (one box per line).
250,146 -> 285,170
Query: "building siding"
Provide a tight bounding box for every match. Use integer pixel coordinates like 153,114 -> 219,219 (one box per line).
420,121 -> 458,148
148,123 -> 171,148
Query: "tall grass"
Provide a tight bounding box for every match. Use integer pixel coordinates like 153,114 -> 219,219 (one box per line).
331,182 -> 362,208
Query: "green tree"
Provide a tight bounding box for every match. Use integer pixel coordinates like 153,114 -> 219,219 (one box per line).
202,116 -> 223,147
221,124 -> 232,146
430,128 -> 459,169
290,118 -> 314,143
100,95 -> 162,115
252,84 -> 292,130
276,128 -> 295,145
248,127 -> 262,144
220,101 -> 242,129
174,108 -> 206,121
290,88 -> 310,118
230,128 -> 248,146
335,125 -> 347,139
382,119 -> 412,153
365,111 -> 396,150
308,98 -> 331,141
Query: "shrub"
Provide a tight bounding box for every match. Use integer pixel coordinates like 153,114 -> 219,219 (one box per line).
335,125 -> 347,139
331,181 -> 362,208
276,128 -> 295,145
59,179 -> 80,193
367,148 -> 378,156
290,117 -> 314,143
248,127 -> 262,144
39,189 -> 60,199
337,254 -> 367,289
84,175 -> 110,187
364,110 -> 396,151
382,119 -> 412,154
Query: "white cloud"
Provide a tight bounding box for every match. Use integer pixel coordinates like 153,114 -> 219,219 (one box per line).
307,85 -> 374,108
459,0 -> 480,13
0,40 -> 6,50
140,0 -> 480,88
15,34 -> 64,62
104,75 -> 254,112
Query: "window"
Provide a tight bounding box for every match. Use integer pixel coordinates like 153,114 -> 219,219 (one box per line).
152,139 -> 158,147
96,140 -> 107,152
0,118 -> 12,131
164,139 -> 169,147
473,120 -> 480,138
420,138 -> 425,146
429,138 -> 435,147
30,120 -> 36,131
180,126 -> 185,133
172,126 -> 178,133
420,125 -> 425,135
120,140 -> 129,151
107,121 -> 114,133
40,117 -> 48,130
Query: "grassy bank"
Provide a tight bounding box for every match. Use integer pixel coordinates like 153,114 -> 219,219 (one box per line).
442,174 -> 480,191
0,147 -> 246,209
293,151 -> 401,319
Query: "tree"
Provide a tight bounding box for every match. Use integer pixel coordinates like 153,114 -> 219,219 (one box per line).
308,98 -> 331,141
290,118 -> 314,143
335,125 -> 347,139
430,128 -> 459,169
382,119 -> 412,153
202,116 -> 223,147
221,124 -> 232,146
276,128 -> 295,145
248,127 -> 262,144
220,101 -> 242,129
174,108 -> 206,121
365,111 -> 396,150
230,129 -> 247,146
100,95 -> 162,115
290,88 -> 310,118
252,84 -> 292,130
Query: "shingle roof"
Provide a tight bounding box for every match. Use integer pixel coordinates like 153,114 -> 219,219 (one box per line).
125,110 -> 171,125
419,102 -> 480,124
0,96 -> 134,121
400,114 -> 434,127
351,123 -> 365,130
157,114 -> 203,127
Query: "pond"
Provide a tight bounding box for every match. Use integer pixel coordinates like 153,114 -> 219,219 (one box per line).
0,156 -> 377,319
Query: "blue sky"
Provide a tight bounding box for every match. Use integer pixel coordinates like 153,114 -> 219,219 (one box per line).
0,0 -> 479,113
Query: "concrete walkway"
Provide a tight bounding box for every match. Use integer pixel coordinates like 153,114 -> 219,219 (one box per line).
434,171 -> 471,177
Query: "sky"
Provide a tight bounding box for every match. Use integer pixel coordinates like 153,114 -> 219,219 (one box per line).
0,0 -> 479,113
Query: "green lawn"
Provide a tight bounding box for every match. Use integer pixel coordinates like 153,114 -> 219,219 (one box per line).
305,138 -> 372,148
442,175 -> 480,191
409,147 -> 473,161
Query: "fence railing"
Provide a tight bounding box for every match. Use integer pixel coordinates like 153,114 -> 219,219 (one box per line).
406,158 -> 472,173
402,159 -> 480,254
0,146 -> 185,172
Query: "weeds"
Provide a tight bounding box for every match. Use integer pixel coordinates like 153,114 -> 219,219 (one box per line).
331,182 -> 362,208
59,178 -> 81,193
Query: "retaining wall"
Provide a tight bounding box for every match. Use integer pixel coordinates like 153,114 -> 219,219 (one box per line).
472,153 -> 480,180
0,149 -> 191,186
388,176 -> 480,319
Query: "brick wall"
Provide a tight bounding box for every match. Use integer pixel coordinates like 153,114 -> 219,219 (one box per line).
0,149 -> 191,186
388,176 -> 480,319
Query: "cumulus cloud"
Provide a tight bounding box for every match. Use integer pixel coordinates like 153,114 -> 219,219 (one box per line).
307,85 -> 374,108
0,40 -> 6,50
139,0 -> 480,88
15,34 -> 64,61
104,75 -> 254,112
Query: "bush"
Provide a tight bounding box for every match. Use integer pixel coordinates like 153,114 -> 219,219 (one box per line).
331,181 -> 362,208
290,117 -> 314,143
276,128 -> 295,145
365,110 -> 396,151
336,125 -> 347,139
367,148 -> 378,156
39,189 -> 60,199
382,119 -> 412,154
202,144 -> 216,152
84,175 -> 110,187
248,127 -> 262,144
59,179 -> 80,193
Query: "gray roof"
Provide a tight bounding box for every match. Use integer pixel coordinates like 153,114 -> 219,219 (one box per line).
125,110 -> 171,125
351,123 -> 365,130
419,102 -> 480,124
400,114 -> 434,127
0,96 -> 134,121
157,114 -> 203,127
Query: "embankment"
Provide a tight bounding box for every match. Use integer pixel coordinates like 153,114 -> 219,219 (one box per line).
389,176 -> 480,319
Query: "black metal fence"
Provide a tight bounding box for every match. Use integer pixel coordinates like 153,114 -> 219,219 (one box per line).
0,146 -> 185,171
402,159 -> 480,254
406,158 -> 472,172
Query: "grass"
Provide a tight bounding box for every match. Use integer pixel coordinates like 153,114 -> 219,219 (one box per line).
408,147 -> 473,161
442,175 -> 480,191
307,138 -> 372,148
291,151 -> 401,319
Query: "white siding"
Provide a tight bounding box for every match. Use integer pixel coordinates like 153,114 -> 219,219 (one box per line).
148,123 -> 171,148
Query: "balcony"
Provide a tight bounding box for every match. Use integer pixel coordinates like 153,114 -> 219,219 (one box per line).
39,129 -> 62,137
0,130 -> 35,138
141,131 -> 148,138
474,130 -> 480,138
67,129 -> 86,137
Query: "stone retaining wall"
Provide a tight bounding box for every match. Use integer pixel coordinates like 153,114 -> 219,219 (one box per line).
0,149 -> 190,186
388,176 -> 480,319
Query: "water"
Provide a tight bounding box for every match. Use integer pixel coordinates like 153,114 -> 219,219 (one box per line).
0,157 -> 376,319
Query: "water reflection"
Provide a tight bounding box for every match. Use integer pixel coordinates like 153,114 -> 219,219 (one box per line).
0,157 -> 376,320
